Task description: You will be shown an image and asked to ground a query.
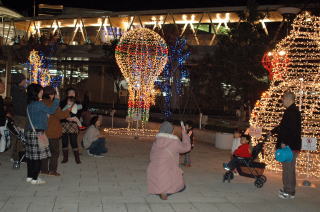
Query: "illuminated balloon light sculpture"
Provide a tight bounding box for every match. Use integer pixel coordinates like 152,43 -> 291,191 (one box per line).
28,49 -> 51,87
115,28 -> 168,126
250,12 -> 320,177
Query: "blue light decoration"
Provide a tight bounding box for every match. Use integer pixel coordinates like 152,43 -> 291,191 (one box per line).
50,75 -> 63,88
39,51 -> 63,88
26,50 -> 62,88
155,38 -> 191,118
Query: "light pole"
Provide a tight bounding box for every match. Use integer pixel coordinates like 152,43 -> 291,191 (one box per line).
33,0 -> 36,17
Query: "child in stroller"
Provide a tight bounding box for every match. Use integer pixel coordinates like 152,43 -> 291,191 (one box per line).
223,134 -> 267,188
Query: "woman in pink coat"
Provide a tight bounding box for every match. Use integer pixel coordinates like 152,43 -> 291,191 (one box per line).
147,121 -> 191,200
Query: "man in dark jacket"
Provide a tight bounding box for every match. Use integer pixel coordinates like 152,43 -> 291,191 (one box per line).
11,73 -> 27,162
0,79 -> 6,162
270,91 -> 301,199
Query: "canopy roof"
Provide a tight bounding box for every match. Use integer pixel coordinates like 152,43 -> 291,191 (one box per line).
0,5 -> 22,18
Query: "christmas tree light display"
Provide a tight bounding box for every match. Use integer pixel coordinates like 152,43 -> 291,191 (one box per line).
250,12 -> 320,177
115,28 -> 168,123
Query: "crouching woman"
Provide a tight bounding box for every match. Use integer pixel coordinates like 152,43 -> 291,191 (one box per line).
147,121 -> 191,200
83,116 -> 107,157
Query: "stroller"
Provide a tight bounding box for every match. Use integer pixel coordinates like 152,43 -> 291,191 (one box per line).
5,117 -> 26,169
223,141 -> 267,188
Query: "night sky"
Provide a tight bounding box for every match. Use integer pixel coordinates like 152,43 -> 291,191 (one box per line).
1,0 -> 316,16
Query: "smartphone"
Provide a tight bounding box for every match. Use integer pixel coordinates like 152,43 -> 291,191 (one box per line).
180,121 -> 184,127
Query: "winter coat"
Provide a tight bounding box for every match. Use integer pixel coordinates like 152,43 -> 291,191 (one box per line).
11,84 -> 27,117
26,99 -> 59,130
60,99 -> 82,134
271,103 -> 302,150
25,99 -> 59,160
43,99 -> 70,139
147,131 -> 191,194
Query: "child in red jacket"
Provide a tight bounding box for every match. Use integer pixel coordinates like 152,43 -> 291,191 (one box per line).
223,134 -> 252,171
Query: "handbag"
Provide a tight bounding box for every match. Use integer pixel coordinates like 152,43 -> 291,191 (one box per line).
275,146 -> 293,162
27,108 -> 49,149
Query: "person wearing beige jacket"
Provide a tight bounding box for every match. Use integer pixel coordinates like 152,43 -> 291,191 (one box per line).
83,116 -> 107,157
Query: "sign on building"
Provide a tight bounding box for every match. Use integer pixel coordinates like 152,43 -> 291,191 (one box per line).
301,137 -> 317,151
248,126 -> 262,137
132,113 -> 142,121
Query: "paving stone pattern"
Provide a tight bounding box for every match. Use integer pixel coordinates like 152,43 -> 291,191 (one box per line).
0,136 -> 319,212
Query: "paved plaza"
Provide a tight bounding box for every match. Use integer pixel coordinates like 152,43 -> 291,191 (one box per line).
0,135 -> 319,212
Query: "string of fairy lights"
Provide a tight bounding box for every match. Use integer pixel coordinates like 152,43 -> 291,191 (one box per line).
261,50 -> 289,80
28,49 -> 52,87
115,28 -> 168,124
103,128 -> 158,137
27,49 -> 62,88
251,12 -> 320,177
155,38 -> 190,118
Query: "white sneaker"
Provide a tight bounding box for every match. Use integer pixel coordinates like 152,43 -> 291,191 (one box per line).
223,163 -> 230,171
87,150 -> 93,156
31,178 -> 46,185
278,192 -> 295,199
26,177 -> 32,183
93,154 -> 104,158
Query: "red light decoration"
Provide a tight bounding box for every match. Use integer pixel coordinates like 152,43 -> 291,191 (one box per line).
261,51 -> 273,79
262,50 -> 289,80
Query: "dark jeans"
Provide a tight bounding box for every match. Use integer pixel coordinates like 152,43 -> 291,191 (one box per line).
282,152 -> 298,195
41,138 -> 60,172
88,138 -> 107,155
27,159 -> 41,180
62,133 -> 78,150
227,156 -> 250,170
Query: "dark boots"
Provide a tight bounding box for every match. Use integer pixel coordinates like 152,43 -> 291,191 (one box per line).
61,150 -> 81,164
61,150 -> 68,163
73,151 -> 81,164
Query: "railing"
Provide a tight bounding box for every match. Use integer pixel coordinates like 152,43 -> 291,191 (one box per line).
0,8 -> 284,46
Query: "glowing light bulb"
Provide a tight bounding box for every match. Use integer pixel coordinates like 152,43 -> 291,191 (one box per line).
278,50 -> 286,56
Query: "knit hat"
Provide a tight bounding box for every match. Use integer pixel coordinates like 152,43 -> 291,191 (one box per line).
159,121 -> 173,134
14,73 -> 26,85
